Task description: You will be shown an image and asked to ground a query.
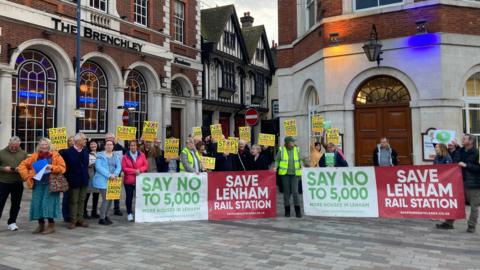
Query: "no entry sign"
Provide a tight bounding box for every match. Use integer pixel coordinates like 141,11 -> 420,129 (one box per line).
245,108 -> 259,126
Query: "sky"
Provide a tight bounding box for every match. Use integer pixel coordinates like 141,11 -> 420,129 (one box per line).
200,0 -> 278,44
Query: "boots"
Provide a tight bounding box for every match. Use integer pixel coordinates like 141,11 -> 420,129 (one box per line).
42,223 -> 55,234
284,206 -> 291,217
91,193 -> 100,219
294,205 -> 302,218
32,223 -> 45,234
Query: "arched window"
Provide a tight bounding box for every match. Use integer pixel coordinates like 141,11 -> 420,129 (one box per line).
12,50 -> 57,153
463,72 -> 480,139
79,61 -> 108,133
306,87 -> 319,111
172,79 -> 184,97
355,76 -> 410,106
125,70 -> 148,134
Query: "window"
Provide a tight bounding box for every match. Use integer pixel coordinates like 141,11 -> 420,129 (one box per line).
134,0 -> 148,26
90,0 -> 108,12
125,70 -> 148,134
172,80 -> 184,97
306,0 -> 315,29
174,0 -> 185,43
463,73 -> 480,141
272,99 -> 279,119
256,48 -> 265,62
355,76 -> 410,105
223,61 -> 235,90
255,73 -> 265,97
223,31 -> 236,49
354,0 -> 403,11
12,50 -> 57,153
78,61 -> 108,133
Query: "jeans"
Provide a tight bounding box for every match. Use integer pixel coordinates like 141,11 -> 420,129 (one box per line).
114,200 -> 120,211
281,175 -> 300,207
446,188 -> 480,227
69,186 -> 87,223
124,184 -> 135,215
98,189 -> 112,219
0,182 -> 24,224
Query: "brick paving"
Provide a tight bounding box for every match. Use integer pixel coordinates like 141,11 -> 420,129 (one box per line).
0,190 -> 479,270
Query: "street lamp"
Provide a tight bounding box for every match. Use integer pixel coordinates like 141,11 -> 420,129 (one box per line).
362,24 -> 383,66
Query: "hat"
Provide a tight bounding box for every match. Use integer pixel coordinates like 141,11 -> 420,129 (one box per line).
284,136 -> 296,143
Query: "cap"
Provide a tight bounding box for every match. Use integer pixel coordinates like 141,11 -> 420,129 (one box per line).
284,136 -> 296,143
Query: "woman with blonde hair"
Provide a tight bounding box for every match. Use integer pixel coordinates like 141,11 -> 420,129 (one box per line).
434,143 -> 453,164
18,138 -> 66,234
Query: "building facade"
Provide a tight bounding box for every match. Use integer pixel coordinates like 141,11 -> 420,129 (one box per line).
0,0 -> 202,151
201,6 -> 275,140
277,0 -> 480,165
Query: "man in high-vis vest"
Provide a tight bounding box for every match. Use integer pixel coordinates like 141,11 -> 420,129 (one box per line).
180,138 -> 203,173
275,136 -> 303,218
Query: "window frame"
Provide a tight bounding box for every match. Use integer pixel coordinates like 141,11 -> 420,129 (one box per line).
353,0 -> 404,12
463,74 -> 480,142
255,48 -> 265,62
125,69 -> 148,135
254,73 -> 265,97
89,0 -> 108,13
134,0 -> 148,26
306,0 -> 316,30
223,31 -> 236,49
173,0 -> 185,43
223,61 -> 236,90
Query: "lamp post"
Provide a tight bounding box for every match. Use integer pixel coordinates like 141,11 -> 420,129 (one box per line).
362,24 -> 383,66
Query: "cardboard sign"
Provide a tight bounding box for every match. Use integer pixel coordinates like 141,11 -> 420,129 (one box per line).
432,130 -> 456,145
210,124 -> 223,141
201,156 -> 216,170
48,127 -> 68,150
326,128 -> 340,145
165,138 -> 180,159
106,177 -> 122,201
239,126 -> 251,143
192,127 -> 202,138
258,133 -> 275,147
217,139 -> 233,154
208,171 -> 277,220
284,119 -> 297,137
323,120 -> 332,129
116,126 -> 137,141
142,121 -> 159,142
311,115 -> 324,133
325,153 -> 335,167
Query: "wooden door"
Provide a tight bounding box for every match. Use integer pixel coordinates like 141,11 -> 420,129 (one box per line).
219,113 -> 230,137
171,108 -> 182,139
355,105 -> 412,166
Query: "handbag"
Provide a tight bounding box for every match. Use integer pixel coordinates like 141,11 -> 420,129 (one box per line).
49,173 -> 69,193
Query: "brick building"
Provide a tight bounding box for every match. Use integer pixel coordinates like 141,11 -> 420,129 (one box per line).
277,0 -> 480,165
0,0 -> 202,151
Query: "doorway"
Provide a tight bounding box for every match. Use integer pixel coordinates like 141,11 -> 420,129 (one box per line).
171,108 -> 182,140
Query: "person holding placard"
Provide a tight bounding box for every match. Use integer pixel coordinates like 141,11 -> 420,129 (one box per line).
275,136 -> 303,218
433,144 -> 453,165
18,138 -> 66,234
180,138 -> 203,173
373,137 -> 398,167
104,133 -> 126,216
310,141 -> 323,167
233,140 -> 251,171
122,141 -> 148,222
141,140 -> 169,173
92,140 -> 122,225
319,143 -> 348,168
249,144 -> 270,170
84,140 -> 100,219
60,136 -> 74,223
0,136 -> 27,231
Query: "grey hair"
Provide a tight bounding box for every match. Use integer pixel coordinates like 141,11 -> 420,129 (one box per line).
105,132 -> 115,138
251,144 -> 262,152
73,132 -> 86,142
186,138 -> 195,144
238,140 -> 246,146
36,138 -> 52,152
9,136 -> 21,145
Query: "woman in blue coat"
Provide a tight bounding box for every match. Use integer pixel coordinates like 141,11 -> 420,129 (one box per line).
92,140 -> 122,225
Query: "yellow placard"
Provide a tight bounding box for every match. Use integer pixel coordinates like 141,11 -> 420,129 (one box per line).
210,124 -> 223,141
106,177 -> 122,201
217,139 -> 232,154
165,138 -> 180,159
48,127 -> 68,150
201,156 -> 216,170
284,119 -> 297,137
116,126 -> 137,141
229,137 -> 239,154
258,133 -> 276,147
192,127 -> 202,138
142,121 -> 159,142
326,128 -> 340,145
311,115 -> 325,133
239,126 -> 251,143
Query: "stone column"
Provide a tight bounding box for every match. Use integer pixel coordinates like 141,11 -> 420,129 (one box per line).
110,86 -> 125,135
150,91 -> 163,140
0,70 -> 13,148
62,80 -> 77,136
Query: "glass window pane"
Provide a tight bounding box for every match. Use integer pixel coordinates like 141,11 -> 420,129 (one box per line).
356,0 -> 378,9
380,0 -> 402,5
469,110 -> 480,134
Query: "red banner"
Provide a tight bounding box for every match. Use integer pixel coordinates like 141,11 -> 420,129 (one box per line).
208,170 -> 277,220
376,164 -> 465,219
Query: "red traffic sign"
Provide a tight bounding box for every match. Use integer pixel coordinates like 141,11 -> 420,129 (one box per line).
122,109 -> 129,126
245,108 -> 259,126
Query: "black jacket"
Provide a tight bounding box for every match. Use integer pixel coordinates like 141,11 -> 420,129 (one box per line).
319,152 -> 348,167
233,148 -> 251,171
249,154 -> 270,171
459,147 -> 480,189
449,146 -> 462,163
60,146 -> 89,188
155,150 -> 169,173
373,146 -> 399,166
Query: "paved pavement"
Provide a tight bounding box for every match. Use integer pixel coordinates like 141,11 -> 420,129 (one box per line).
0,190 -> 479,270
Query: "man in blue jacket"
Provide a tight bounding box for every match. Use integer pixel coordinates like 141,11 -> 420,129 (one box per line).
60,133 -> 90,229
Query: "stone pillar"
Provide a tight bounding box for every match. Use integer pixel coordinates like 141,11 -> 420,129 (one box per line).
62,80 -> 77,136
150,91 -> 163,140
110,86 -> 125,135
195,99 -> 202,127
163,94 -> 171,141
212,111 -> 220,124
0,70 -> 13,148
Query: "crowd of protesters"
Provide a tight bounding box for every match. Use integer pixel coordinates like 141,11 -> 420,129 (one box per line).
0,130 -> 479,234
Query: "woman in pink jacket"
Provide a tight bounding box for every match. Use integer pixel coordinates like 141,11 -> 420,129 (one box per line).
122,140 -> 148,222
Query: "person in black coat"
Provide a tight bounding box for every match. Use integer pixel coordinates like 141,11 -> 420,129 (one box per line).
60,133 -> 90,229
60,136 -> 75,222
319,143 -> 348,167
211,142 -> 235,171
233,140 -> 251,171
249,144 -> 270,170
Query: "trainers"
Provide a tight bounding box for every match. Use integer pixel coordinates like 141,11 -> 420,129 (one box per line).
467,226 -> 476,233
127,214 -> 134,222
436,223 -> 454,230
7,223 -> 18,231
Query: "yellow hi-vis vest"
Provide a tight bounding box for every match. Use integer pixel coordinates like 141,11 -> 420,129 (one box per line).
179,147 -> 202,172
278,146 -> 301,176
